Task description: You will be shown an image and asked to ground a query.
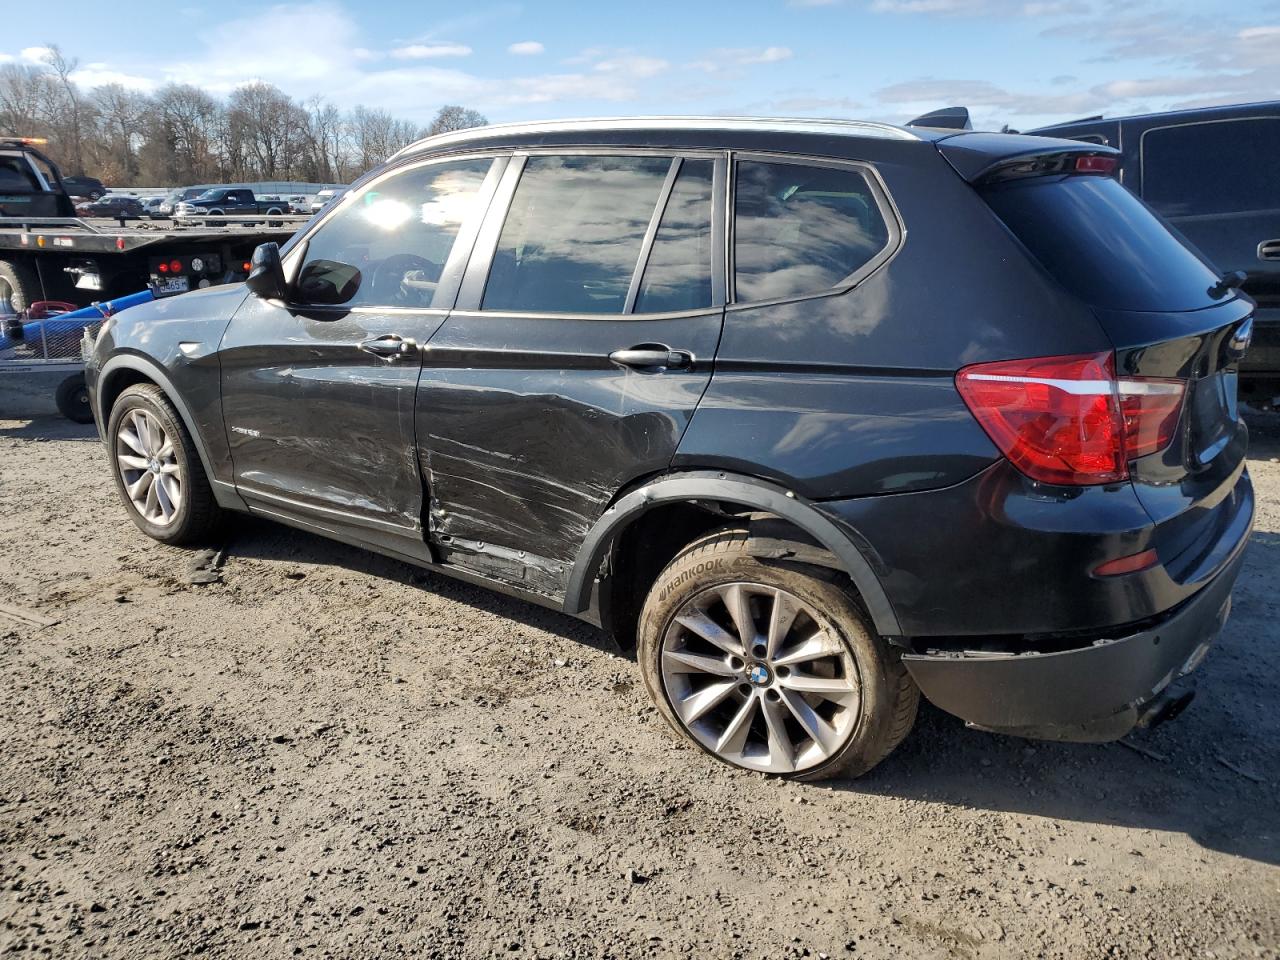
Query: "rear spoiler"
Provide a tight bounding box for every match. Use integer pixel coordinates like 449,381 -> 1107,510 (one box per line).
906,106 -> 972,130
933,131 -> 1120,184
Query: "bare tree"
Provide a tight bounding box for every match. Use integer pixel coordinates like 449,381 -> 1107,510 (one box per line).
0,45 -> 487,187
426,105 -> 488,137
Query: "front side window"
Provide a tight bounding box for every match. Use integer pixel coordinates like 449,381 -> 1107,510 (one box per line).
1142,118 -> 1280,217
482,155 -> 673,314
298,157 -> 494,308
733,159 -> 891,304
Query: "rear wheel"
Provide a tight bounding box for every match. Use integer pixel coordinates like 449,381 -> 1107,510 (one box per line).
107,384 -> 222,544
638,528 -> 918,780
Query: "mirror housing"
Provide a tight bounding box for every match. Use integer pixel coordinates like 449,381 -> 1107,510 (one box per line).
245,242 -> 286,300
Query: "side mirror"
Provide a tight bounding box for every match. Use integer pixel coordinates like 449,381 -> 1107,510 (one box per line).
245,242 -> 287,300
294,259 -> 362,306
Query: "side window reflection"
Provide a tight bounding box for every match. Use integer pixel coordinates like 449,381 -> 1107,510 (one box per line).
297,158 -> 494,309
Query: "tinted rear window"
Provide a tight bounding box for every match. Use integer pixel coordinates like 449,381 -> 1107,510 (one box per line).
1142,118 -> 1280,217
733,160 -> 890,303
982,175 -> 1220,312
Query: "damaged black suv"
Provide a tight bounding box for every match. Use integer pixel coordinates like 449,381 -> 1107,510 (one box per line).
85,117 -> 1254,780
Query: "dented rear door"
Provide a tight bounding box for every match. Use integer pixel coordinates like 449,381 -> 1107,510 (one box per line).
417,151 -> 726,595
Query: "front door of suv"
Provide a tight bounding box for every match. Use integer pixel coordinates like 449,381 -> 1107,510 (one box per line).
417,151 -> 726,593
218,155 -> 504,553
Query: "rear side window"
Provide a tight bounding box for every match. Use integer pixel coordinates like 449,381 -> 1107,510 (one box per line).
733,159 -> 890,303
983,175 -> 1221,312
1142,118 -> 1280,217
483,155 -> 672,314
634,159 -> 715,314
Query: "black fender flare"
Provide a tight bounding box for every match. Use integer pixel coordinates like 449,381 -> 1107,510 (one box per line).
96,353 -> 222,493
562,471 -> 902,637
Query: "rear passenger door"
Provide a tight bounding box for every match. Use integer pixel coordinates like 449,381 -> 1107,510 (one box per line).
417,151 -> 726,593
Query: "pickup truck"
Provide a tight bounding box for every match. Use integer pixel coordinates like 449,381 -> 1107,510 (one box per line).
173,187 -> 289,222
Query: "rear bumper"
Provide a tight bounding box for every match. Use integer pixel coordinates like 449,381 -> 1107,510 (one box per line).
900,520 -> 1249,741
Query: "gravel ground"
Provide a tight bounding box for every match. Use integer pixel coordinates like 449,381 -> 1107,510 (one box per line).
1,385 -> 1278,960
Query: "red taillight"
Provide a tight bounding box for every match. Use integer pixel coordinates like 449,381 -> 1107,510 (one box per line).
241,261 -> 252,272
1074,155 -> 1118,175
956,352 -> 1186,486
1093,549 -> 1158,577
157,262 -> 169,273
169,258 -> 182,273
1118,379 -> 1185,458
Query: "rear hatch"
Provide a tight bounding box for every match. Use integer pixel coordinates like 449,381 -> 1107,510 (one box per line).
945,135 -> 1253,588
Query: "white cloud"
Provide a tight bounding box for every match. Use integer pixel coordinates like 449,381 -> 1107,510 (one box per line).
19,46 -> 52,64
390,43 -> 472,59
508,40 -> 545,56
593,55 -> 668,78
69,64 -> 157,92
870,0 -> 1088,14
692,46 -> 794,72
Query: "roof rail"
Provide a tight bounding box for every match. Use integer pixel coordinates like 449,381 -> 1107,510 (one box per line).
389,115 -> 920,162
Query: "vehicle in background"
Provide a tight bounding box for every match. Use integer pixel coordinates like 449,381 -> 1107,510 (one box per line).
83,195 -> 145,220
173,187 -> 289,221
84,117 -> 1253,781
158,188 -> 205,216
140,196 -> 167,219
1030,101 -> 1279,382
61,175 -> 106,200
308,187 -> 344,214
288,195 -> 309,214
1,137 -> 299,317
0,137 -> 76,219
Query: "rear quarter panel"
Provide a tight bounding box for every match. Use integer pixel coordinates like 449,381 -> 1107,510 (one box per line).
676,149 -> 1114,499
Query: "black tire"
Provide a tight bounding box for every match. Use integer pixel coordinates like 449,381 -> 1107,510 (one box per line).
106,383 -> 223,545
0,258 -> 40,313
637,528 -> 918,781
55,374 -> 95,423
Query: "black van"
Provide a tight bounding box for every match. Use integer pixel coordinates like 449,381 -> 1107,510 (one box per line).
1030,102 -> 1280,381
85,117 -> 1254,780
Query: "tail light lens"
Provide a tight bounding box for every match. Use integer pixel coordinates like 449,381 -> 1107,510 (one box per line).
956,352 -> 1186,485
1117,378 -> 1185,458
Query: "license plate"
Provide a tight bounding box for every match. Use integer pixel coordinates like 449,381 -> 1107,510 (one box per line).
154,276 -> 189,295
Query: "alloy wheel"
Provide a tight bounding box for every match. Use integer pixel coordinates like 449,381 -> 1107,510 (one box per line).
659,582 -> 861,774
115,409 -> 183,526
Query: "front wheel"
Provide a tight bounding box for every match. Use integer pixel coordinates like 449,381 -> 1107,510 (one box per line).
638,528 -> 918,781
107,384 -> 223,544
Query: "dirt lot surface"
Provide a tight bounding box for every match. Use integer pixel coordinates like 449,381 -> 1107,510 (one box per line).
1,387 -> 1278,960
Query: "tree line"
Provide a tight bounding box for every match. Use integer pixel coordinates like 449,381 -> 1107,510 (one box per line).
0,45 -> 488,187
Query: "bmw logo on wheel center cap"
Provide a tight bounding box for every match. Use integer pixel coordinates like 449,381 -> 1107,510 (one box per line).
748,663 -> 772,686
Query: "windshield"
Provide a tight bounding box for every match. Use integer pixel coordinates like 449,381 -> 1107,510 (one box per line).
195,189 -> 223,201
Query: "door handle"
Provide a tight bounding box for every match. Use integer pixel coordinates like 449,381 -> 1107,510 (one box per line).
1259,239 -> 1280,262
359,334 -> 418,359
609,344 -> 693,370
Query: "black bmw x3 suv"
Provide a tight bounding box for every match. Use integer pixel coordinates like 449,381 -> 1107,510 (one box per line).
84,117 -> 1254,780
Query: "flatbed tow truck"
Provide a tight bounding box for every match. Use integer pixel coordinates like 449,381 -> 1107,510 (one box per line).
1,136 -> 309,420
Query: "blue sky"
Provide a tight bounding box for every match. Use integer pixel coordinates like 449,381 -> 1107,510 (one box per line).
3,0 -> 1279,131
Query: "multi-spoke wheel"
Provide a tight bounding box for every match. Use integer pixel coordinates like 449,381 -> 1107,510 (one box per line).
107,383 -> 222,544
639,528 -> 919,781
115,408 -> 183,525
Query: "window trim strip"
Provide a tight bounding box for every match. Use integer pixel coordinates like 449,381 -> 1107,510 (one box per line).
624,157 -> 682,315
